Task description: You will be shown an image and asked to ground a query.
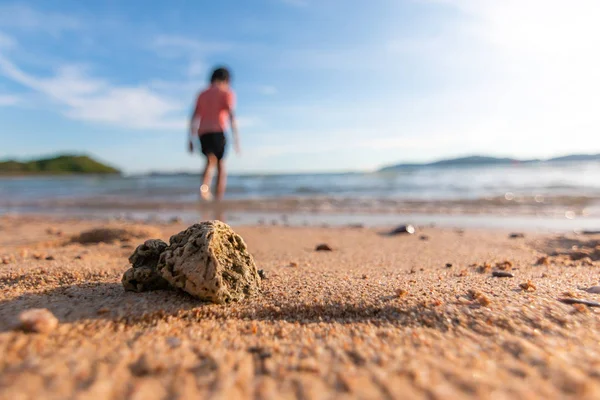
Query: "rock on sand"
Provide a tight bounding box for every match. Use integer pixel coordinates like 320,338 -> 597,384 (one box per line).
158,221 -> 261,304
18,308 -> 58,333
122,239 -> 171,292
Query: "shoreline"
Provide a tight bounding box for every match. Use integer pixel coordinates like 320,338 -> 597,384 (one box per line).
1,209 -> 599,232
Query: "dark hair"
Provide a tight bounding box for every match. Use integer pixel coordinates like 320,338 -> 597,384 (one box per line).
210,67 -> 231,83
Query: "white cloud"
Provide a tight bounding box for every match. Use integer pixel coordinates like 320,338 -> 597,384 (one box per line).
0,94 -> 19,106
0,3 -> 80,35
0,56 -> 185,130
374,0 -> 600,160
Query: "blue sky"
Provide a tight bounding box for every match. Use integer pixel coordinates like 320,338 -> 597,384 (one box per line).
1,0 -> 599,174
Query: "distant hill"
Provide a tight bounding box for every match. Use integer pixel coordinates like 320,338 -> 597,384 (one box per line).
547,154 -> 600,162
380,154 -> 600,171
0,155 -> 121,175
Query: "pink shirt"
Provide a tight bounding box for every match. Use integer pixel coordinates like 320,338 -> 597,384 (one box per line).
193,85 -> 235,135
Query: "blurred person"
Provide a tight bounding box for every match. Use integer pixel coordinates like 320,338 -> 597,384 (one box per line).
188,66 -> 240,201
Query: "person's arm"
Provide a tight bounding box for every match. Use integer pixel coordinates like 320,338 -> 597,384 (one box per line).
229,110 -> 240,154
226,91 -> 240,154
188,95 -> 201,153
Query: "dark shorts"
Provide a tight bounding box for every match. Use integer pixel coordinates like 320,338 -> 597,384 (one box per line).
199,132 -> 226,160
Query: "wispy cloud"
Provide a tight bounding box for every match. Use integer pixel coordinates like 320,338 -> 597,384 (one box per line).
0,94 -> 20,106
0,3 -> 80,35
0,56 -> 185,130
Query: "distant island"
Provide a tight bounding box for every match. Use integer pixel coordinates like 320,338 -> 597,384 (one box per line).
380,154 -> 600,171
0,155 -> 121,176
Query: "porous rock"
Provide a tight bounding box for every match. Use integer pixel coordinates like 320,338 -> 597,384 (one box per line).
122,239 -> 171,292
158,221 -> 261,304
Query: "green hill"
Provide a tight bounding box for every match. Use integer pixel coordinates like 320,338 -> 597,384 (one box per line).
0,155 -> 121,175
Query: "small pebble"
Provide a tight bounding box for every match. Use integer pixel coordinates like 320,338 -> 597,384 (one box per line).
361,274 -> 368,280
389,225 -> 415,235
258,269 -> 267,279
536,256 -> 550,266
419,235 -> 430,241
509,233 -> 525,239
18,308 -> 58,334
97,307 -> 110,315
493,271 -> 514,278
519,281 -> 536,292
445,263 -> 453,268
496,261 -> 513,270
32,252 -> 46,260
559,298 -> 600,308
584,286 -> 600,294
166,337 -> 182,348
396,289 -> 408,298
1,256 -> 10,265
315,244 -> 333,252
45,256 -> 55,261
289,262 -> 298,268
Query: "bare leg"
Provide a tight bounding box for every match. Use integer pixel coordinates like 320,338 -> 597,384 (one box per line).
200,154 -> 217,201
215,159 -> 227,201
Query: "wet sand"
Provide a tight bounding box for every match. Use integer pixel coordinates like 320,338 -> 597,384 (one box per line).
1,215 -> 600,399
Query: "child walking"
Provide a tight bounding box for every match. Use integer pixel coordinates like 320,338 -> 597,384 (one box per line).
188,66 -> 240,201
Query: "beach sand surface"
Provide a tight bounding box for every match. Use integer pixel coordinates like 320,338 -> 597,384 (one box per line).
1,215 -> 600,399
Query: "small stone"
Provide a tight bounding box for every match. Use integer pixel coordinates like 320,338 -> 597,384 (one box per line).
509,233 -> 525,239
166,337 -> 182,348
572,304 -> 589,313
419,235 -> 430,241
467,290 -> 490,306
559,298 -> 600,307
445,263 -> 453,268
389,225 -> 416,235
315,244 -> 333,252
536,256 -> 550,266
496,261 -> 513,270
1,256 -> 10,265
258,269 -> 267,280
158,221 -> 261,304
477,263 -> 492,273
289,262 -> 299,268
396,289 -> 408,298
169,217 -> 183,224
45,256 -> 55,261
97,307 -> 110,315
361,274 -> 368,279
18,308 -> 58,333
584,286 -> 600,294
493,271 -> 514,278
74,255 -> 83,260
32,252 -> 46,260
519,281 -> 536,292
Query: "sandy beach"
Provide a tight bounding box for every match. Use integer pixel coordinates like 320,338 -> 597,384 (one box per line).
1,214 -> 600,399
